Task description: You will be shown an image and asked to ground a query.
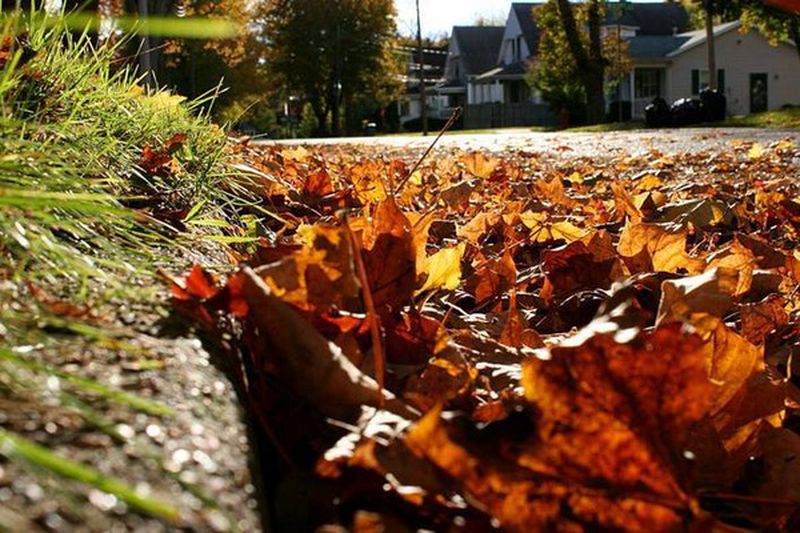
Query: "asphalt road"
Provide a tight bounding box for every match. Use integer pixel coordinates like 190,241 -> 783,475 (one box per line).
259,127 -> 799,157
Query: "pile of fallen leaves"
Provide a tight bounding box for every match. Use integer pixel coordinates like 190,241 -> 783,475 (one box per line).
172,138 -> 800,531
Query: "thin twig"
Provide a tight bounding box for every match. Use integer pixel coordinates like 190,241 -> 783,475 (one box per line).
343,218 -> 386,405
395,106 -> 463,194
698,492 -> 796,506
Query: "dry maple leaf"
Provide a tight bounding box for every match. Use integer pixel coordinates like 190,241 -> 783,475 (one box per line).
464,248 -> 517,306
521,322 -> 713,531
302,167 -> 334,198
462,151 -> 500,179
539,231 -> 624,302
416,242 -> 465,294
240,267 -> 415,419
618,221 -> 704,275
359,198 -> 416,312
519,211 -> 586,244
740,295 -> 788,345
254,224 -> 359,312
535,175 -> 576,208
456,210 -> 502,243
656,267 -> 740,324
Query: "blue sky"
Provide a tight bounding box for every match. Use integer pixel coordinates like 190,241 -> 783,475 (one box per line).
395,1 -> 663,38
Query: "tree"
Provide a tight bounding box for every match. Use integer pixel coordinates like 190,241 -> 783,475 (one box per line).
529,0 -> 630,125
257,0 -> 401,136
740,1 -> 800,62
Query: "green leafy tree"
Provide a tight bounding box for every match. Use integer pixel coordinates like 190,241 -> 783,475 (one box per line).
256,0 -> 401,136
740,1 -> 800,61
529,0 -> 630,124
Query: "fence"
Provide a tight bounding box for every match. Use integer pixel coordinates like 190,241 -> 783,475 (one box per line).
464,103 -> 557,129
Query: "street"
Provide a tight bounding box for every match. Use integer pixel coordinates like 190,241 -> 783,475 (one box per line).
259,127 -> 799,157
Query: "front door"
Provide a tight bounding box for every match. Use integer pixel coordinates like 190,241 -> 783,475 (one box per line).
750,73 -> 768,113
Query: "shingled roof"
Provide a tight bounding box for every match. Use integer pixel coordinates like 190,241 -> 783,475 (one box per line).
627,35 -> 690,60
511,3 -> 543,54
452,26 -> 505,76
509,1 -> 690,57
605,2 -> 690,35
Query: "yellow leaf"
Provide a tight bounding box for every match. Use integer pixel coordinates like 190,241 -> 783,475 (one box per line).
417,243 -> 466,293
635,174 -> 664,191
519,211 -> 585,243
462,152 -> 499,179
747,143 -> 764,159
282,146 -> 311,162
566,171 -> 583,184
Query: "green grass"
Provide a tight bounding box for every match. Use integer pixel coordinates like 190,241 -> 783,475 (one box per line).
560,120 -> 647,133
0,9 -> 253,525
721,107 -> 800,129
0,428 -> 180,521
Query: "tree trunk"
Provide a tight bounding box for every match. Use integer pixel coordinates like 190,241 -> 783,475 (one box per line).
585,0 -> 606,123
331,88 -> 340,137
310,97 -> 328,137
704,0 -> 717,90
416,0 -> 428,136
555,0 -> 606,124
331,16 -> 342,137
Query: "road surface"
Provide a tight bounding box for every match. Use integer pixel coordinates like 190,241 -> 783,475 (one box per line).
257,127 -> 799,157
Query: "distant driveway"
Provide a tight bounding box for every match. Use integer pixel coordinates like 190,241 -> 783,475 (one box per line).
259,127 -> 799,157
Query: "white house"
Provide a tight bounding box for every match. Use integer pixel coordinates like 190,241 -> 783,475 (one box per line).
396,46 -> 450,129
627,21 -> 800,117
436,1 -> 799,127
436,26 -> 505,112
468,3 -> 542,106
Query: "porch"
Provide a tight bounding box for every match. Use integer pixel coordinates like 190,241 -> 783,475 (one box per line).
611,66 -> 668,119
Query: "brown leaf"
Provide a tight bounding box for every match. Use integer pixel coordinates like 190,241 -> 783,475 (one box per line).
254,224 -> 359,312
302,167 -> 334,198
656,267 -> 740,324
741,295 -> 789,345
523,325 -> 712,515
462,152 -> 499,179
540,230 -> 624,302
240,267 -> 414,419
464,248 -> 517,306
618,222 -> 704,275
360,199 -> 416,312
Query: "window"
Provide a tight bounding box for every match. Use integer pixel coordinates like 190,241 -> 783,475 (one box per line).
635,68 -> 661,99
516,36 -> 524,61
692,69 -> 726,94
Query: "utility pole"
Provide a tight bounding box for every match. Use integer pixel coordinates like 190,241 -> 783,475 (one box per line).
416,0 -> 428,136
704,0 -> 717,90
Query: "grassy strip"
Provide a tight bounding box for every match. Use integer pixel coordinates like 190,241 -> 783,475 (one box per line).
0,10 -> 253,524
722,107 -> 800,129
0,347 -> 174,416
0,428 -> 180,522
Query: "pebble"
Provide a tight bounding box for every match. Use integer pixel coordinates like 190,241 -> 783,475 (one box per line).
89,490 -> 117,511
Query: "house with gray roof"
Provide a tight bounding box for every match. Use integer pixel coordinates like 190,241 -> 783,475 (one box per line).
441,1 -> 800,127
621,20 -> 800,117
435,26 -> 505,117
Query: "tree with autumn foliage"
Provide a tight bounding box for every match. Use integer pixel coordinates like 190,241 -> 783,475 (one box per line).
255,0 -> 402,136
740,0 -> 800,62
529,0 -> 631,125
